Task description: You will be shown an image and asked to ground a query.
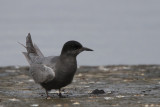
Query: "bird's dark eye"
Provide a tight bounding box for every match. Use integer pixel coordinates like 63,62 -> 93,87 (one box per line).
73,45 -> 81,50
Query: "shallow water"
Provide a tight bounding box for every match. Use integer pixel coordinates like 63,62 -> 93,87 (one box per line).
0,65 -> 160,107
1,1 -> 160,66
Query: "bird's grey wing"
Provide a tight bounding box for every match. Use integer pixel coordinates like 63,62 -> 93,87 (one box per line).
42,56 -> 59,65
33,43 -> 44,58
29,64 -> 55,83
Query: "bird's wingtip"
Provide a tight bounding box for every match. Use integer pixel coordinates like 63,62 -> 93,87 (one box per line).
27,33 -> 31,38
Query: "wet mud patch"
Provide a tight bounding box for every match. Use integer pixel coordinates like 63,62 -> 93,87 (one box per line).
0,65 -> 160,107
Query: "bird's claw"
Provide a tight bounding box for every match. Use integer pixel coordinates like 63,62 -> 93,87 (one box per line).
46,96 -> 52,99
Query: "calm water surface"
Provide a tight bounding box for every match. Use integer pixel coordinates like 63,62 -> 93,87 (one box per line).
0,0 -> 160,66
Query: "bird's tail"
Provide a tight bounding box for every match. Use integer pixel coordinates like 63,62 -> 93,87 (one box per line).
21,33 -> 44,64
26,33 -> 37,55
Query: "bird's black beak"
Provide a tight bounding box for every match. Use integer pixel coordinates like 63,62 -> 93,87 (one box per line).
82,47 -> 93,51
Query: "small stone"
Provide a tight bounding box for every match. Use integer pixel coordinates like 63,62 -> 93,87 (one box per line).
46,97 -> 52,100
134,94 -> 144,97
144,104 -> 149,107
77,73 -> 83,77
28,79 -> 34,82
56,104 -> 62,107
116,95 -> 125,98
107,91 -> 112,94
8,98 -> 20,102
84,86 -> 90,88
73,102 -> 80,105
104,97 -> 114,100
98,66 -> 108,71
30,104 -> 39,107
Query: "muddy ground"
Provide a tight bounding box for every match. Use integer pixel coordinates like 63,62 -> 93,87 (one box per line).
0,65 -> 160,107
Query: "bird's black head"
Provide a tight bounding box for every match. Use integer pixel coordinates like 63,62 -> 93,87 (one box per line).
61,40 -> 93,56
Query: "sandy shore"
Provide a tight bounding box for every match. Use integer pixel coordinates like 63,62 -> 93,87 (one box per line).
0,65 -> 160,107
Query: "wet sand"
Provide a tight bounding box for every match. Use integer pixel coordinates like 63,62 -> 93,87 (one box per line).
0,65 -> 160,107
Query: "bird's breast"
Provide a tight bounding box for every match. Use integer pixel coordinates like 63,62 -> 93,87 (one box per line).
54,60 -> 77,85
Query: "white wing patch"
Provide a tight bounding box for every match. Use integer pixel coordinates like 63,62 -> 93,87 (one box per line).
30,64 -> 55,83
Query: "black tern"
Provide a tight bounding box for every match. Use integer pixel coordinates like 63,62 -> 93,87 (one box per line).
22,33 -> 93,98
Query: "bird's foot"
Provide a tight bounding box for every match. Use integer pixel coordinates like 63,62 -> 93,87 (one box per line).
58,93 -> 62,97
59,95 -> 66,98
58,93 -> 65,98
46,96 -> 52,99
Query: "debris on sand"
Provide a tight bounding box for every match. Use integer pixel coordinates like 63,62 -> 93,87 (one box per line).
91,89 -> 105,94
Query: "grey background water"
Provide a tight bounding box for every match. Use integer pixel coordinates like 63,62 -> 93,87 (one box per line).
0,0 -> 160,66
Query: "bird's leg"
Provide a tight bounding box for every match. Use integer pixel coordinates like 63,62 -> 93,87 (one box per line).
45,89 -> 51,99
58,89 -> 62,97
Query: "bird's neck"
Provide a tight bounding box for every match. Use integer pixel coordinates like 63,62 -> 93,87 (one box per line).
57,54 -> 77,77
60,54 -> 77,66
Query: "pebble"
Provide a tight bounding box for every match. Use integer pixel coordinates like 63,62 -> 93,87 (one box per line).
73,102 -> 80,105
30,104 -> 39,107
8,98 -> 20,102
104,97 -> 114,100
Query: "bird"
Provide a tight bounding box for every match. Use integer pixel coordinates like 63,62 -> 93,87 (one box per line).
21,33 -> 93,98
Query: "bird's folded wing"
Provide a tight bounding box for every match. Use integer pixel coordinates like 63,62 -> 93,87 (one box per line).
29,64 -> 55,83
34,43 -> 44,58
